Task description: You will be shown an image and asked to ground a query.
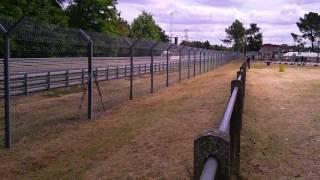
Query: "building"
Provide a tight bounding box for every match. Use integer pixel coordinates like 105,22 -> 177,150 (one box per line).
259,44 -> 295,61
283,52 -> 320,63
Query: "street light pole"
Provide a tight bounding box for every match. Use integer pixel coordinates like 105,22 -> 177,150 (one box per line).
170,12 -> 174,43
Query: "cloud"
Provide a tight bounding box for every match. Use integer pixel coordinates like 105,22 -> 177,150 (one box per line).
117,0 -> 320,45
193,0 -> 242,7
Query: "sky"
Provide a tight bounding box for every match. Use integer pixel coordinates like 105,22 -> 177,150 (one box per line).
117,0 -> 320,45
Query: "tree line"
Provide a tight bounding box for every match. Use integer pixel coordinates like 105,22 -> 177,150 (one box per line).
0,0 -> 266,52
0,0 -> 169,42
179,40 -> 231,51
181,20 -> 264,52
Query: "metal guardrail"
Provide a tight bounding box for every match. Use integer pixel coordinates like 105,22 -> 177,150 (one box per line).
194,62 -> 247,180
0,60 -> 194,97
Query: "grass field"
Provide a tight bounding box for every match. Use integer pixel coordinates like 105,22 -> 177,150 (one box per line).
0,64 -> 201,145
1,61 -> 318,179
0,61 -> 238,179
241,63 -> 320,179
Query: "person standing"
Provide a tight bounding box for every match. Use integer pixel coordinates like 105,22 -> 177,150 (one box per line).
300,56 -> 304,66
247,57 -> 251,69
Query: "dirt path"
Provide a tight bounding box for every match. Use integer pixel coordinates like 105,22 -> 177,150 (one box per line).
0,62 -> 241,179
241,63 -> 320,179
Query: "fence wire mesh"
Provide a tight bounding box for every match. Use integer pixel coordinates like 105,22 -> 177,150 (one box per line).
0,16 -> 242,147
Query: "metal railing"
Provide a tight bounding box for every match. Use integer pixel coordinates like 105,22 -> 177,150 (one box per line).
0,60 -> 196,96
194,62 -> 247,180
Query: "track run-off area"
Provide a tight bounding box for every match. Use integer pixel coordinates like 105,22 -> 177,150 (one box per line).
0,61 -> 319,179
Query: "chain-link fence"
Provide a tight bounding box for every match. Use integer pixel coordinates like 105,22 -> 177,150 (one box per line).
0,16 -> 242,148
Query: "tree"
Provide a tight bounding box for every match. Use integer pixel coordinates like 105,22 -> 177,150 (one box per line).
130,11 -> 169,42
115,15 -> 130,36
158,27 -> 170,42
296,12 -> 320,50
66,0 -> 119,33
0,0 -> 69,26
246,23 -> 263,51
180,40 -> 230,50
223,20 -> 246,52
180,40 -> 206,48
291,33 -> 305,49
203,40 -> 211,49
211,44 -> 231,51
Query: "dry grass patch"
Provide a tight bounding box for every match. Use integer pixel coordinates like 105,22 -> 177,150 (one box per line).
0,62 -> 241,179
241,63 -> 320,180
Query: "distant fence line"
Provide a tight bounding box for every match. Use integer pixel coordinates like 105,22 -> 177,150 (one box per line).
0,15 -> 243,148
194,63 -> 247,180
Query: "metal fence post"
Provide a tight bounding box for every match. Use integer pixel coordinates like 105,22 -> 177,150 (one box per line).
24,73 -> 28,95
210,51 -> 212,71
208,51 -> 210,72
116,66 -> 119,78
125,65 -> 127,77
166,44 -> 174,87
79,29 -> 93,119
66,70 -> 69,87
204,50 -> 207,73
106,67 -> 109,80
206,50 -> 208,72
214,52 -> 216,68
138,64 -> 141,76
208,50 -> 211,71
205,50 -> 208,72
130,45 -> 134,99
218,53 -> 220,67
188,48 -> 192,79
194,49 -> 197,76
216,52 -> 218,69
129,39 -> 139,100
3,33 -> 11,148
150,41 -> 160,93
47,72 -> 51,90
200,49 -> 204,74
179,46 -> 185,81
1,16 -> 26,148
145,64 -> 147,74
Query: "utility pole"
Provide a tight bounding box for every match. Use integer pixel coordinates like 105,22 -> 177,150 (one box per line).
170,12 -> 174,43
184,29 -> 189,42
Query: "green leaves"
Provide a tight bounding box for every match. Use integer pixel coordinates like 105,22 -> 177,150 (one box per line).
224,20 -> 246,52
295,12 -> 320,50
0,0 -> 69,27
0,1 -> 169,41
129,11 -> 169,42
246,23 -> 263,51
224,20 -> 263,52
